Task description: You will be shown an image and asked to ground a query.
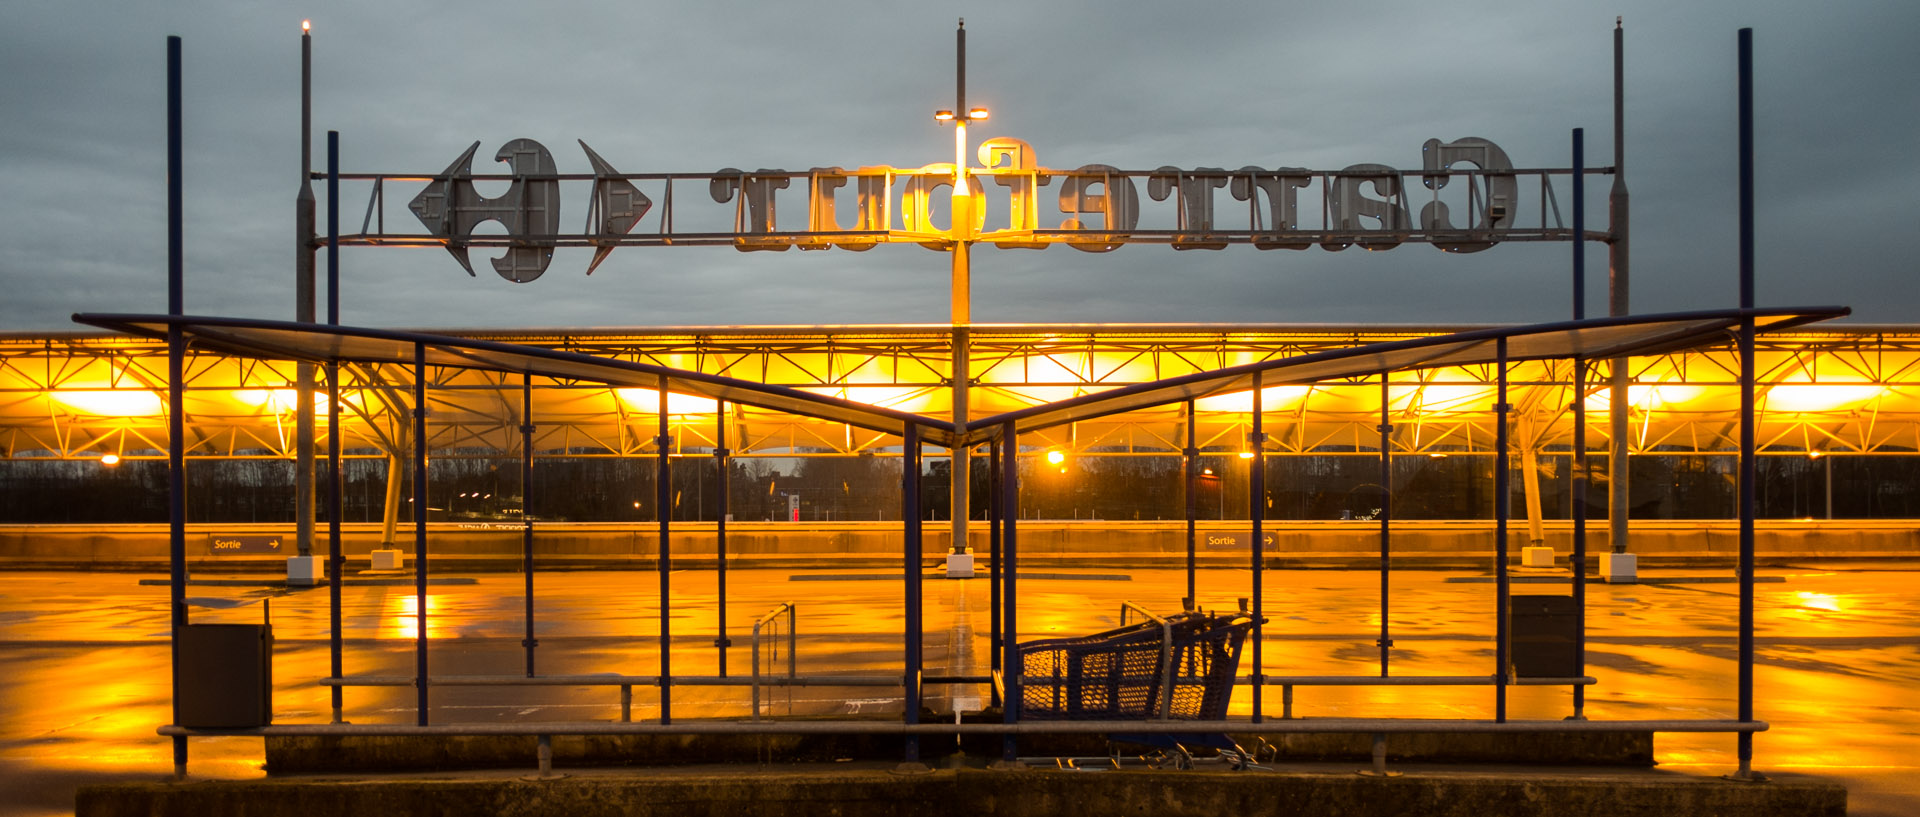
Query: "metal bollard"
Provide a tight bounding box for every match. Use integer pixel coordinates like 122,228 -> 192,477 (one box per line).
537,734 -> 553,778
620,685 -> 632,723
1282,685 -> 1294,719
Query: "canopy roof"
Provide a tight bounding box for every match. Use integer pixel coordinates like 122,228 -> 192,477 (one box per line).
963,307 -> 1849,443
71,307 -> 1850,450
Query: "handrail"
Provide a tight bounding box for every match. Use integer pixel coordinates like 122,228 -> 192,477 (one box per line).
161,717 -> 1766,738
1116,601 -> 1177,720
751,602 -> 797,721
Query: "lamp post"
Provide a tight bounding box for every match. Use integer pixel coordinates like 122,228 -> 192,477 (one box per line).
934,19 -> 987,577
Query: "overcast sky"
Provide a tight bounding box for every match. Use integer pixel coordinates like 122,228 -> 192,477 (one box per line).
3,1 -> 1915,333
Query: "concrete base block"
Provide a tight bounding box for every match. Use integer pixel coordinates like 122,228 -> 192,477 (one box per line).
1522,547 -> 1555,568
1600,552 -> 1638,581
285,556 -> 324,586
945,549 -> 974,579
370,549 -> 404,571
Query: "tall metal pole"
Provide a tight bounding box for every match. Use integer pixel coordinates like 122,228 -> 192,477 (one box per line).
1495,337 -> 1511,723
1184,398 -> 1198,607
295,21 -> 316,565
949,19 -> 973,563
1249,374 -> 1265,723
521,373 -> 537,677
999,419 -> 1020,763
902,423 -> 923,763
412,342 -> 429,726
1734,26 -> 1763,782
1571,127 -> 1589,718
714,402 -> 731,676
165,33 -> 188,777
1378,376 -> 1393,676
656,376 -> 672,723
326,130 -> 344,721
1608,19 -> 1633,564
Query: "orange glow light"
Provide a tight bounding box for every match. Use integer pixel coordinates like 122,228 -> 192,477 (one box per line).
100,453 -> 121,466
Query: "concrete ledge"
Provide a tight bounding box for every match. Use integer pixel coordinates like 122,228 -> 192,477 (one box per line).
263,730 -> 1654,773
75,765 -> 1847,817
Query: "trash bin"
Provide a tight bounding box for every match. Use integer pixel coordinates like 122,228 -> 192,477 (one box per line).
175,623 -> 273,728
1508,595 -> 1578,678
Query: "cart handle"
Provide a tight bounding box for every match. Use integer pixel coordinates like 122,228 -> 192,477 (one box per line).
1118,601 -> 1175,720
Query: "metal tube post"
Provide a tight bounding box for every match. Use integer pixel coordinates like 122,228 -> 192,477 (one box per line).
988,437 -> 1001,706
1378,376 -> 1392,676
902,423 -> 922,763
1250,373 -> 1265,722
1608,18 -> 1632,561
657,375 -> 672,723
522,373 -> 537,676
1571,127 -> 1589,718
1495,338 -> 1510,723
1185,399 -> 1198,607
715,402 -> 731,676
165,34 -> 187,777
412,342 -> 429,726
326,131 -> 344,721
294,25 -> 315,563
1000,419 -> 1020,763
1735,26 -> 1762,781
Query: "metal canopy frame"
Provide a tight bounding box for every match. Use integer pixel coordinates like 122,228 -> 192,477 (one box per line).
961,307 -> 1848,445
72,313 -> 962,447
73,306 -> 1849,454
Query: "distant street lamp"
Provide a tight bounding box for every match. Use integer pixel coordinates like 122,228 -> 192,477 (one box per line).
100,453 -> 121,467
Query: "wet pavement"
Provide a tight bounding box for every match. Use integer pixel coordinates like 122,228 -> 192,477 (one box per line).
1,564 -> 1915,816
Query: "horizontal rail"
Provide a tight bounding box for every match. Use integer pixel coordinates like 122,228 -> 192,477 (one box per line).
321,673 -> 1588,688
321,674 -> 903,688
1260,675 -> 1596,686
160,717 -> 1766,738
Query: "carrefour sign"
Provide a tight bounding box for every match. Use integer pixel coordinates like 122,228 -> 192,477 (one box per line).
395,135 -> 1546,282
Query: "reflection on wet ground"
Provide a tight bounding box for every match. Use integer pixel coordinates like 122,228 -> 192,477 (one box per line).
1,566 -> 1915,815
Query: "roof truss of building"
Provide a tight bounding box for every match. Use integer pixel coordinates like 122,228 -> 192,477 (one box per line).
3,307 -> 1862,463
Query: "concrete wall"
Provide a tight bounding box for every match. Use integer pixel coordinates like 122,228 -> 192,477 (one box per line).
2,519 -> 1915,569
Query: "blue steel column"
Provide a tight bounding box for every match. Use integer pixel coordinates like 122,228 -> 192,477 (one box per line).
326,131 -> 344,720
1571,127 -> 1589,718
1185,398 -> 1198,607
1000,419 -> 1020,762
1378,376 -> 1393,676
902,423 -> 923,763
412,342 -> 429,725
657,375 -> 672,723
1735,26 -> 1760,779
987,437 -> 1001,706
165,34 -> 187,776
521,373 -> 537,676
1494,337 -> 1510,723
1249,374 -> 1265,722
715,402 -> 731,676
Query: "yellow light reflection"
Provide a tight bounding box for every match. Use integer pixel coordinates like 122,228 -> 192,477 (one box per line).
1793,591 -> 1841,613
52,389 -> 162,416
232,388 -> 339,412
385,593 -> 445,639
1767,384 -> 1884,412
1630,383 -> 1705,408
802,385 -> 940,413
1195,385 -> 1312,413
614,388 -> 719,414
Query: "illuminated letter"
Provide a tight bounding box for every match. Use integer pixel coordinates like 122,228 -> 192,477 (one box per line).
711,169 -> 792,252
1229,166 -> 1312,250
977,137 -> 1051,249
1419,137 -> 1517,253
1058,164 -> 1139,253
1326,164 -> 1410,251
1148,167 -> 1230,250
899,164 -> 984,249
